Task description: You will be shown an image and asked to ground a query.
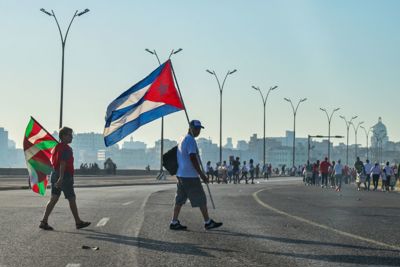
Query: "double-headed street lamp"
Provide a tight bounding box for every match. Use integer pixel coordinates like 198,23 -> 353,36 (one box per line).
360,126 -> 373,160
145,48 -> 183,180
206,69 -> 237,165
40,8 -> 90,129
351,121 -> 364,159
320,107 -> 340,161
284,98 -> 307,167
339,115 -> 357,165
252,85 -> 278,167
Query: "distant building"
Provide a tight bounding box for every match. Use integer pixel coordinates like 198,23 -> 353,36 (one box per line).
224,137 -> 234,149
122,137 -> 147,150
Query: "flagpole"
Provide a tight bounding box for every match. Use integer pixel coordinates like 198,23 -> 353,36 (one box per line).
170,61 -> 216,209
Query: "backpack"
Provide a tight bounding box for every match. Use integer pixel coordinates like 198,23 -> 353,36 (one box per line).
162,146 -> 178,175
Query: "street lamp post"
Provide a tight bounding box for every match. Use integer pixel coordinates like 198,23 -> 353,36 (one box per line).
339,115 -> 358,166
360,126 -> 373,160
206,69 -> 237,165
252,85 -> 278,167
351,121 -> 364,159
320,107 -> 340,161
284,98 -> 307,167
40,8 -> 90,129
145,48 -> 183,180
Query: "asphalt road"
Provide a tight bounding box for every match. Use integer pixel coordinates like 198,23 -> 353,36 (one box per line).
0,177 -> 399,267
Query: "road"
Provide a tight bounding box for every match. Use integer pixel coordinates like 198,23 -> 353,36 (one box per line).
0,177 -> 399,267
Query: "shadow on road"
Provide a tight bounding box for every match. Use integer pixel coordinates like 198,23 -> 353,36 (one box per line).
195,229 -> 399,253
258,251 -> 400,266
61,229 -> 234,257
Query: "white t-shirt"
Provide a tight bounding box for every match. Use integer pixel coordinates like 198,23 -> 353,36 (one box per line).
176,134 -> 199,178
334,163 -> 343,175
364,163 -> 373,174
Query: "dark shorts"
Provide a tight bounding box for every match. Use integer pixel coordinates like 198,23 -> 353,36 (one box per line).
175,177 -> 207,207
50,172 -> 75,200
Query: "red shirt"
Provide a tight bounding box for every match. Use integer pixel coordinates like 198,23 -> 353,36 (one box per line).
320,160 -> 331,174
51,143 -> 74,175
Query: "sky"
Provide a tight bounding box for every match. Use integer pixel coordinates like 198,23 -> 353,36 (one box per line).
1,0 -> 400,149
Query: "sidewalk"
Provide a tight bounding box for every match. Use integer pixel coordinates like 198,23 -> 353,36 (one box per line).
0,175 -> 177,191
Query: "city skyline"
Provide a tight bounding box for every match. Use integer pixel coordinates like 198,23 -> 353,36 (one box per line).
1,1 -> 400,150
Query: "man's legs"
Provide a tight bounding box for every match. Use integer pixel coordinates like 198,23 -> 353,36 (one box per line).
172,204 -> 183,221
41,195 -> 60,223
68,197 -> 83,224
199,205 -> 210,222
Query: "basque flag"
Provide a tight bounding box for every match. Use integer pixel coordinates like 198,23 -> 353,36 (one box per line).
104,60 -> 184,147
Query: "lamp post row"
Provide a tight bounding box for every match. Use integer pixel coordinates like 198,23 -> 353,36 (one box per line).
40,8 -> 374,168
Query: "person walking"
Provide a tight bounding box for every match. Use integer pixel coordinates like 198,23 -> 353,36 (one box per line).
249,159 -> 255,184
170,120 -> 222,230
384,162 -> 393,192
240,161 -> 249,184
334,160 -> 344,192
206,161 -> 214,184
354,157 -> 364,191
255,163 -> 260,179
233,157 -> 240,184
364,159 -> 373,191
320,157 -> 331,188
370,163 -> 381,191
39,127 -> 91,231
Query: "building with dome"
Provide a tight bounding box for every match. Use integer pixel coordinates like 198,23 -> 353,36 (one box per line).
371,117 -> 389,148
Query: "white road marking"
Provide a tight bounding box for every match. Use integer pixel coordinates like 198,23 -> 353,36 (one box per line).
122,201 -> 134,206
253,188 -> 400,251
96,217 -> 110,227
66,264 -> 81,267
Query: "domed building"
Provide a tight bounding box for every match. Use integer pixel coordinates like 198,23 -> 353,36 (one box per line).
371,117 -> 388,148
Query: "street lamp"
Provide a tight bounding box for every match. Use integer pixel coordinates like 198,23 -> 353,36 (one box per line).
351,121 -> 364,159
284,97 -> 307,167
339,115 -> 358,166
252,85 -> 278,167
206,68 -> 237,165
360,126 -> 373,160
320,107 -> 340,161
40,8 -> 90,129
145,48 -> 183,180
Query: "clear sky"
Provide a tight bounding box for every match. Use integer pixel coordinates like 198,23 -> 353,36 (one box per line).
1,0 -> 399,149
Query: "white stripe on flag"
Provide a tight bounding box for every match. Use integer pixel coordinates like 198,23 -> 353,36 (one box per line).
113,87 -> 149,112
24,145 -> 41,161
28,129 -> 47,144
104,100 -> 165,137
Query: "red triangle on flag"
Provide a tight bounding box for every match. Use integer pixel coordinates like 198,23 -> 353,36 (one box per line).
143,61 -> 184,110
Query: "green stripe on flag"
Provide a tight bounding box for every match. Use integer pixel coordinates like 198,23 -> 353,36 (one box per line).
35,140 -> 58,151
28,159 -> 53,175
25,118 -> 35,138
38,181 -> 46,196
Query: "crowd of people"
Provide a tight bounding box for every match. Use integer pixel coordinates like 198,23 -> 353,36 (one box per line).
302,157 -> 399,192
205,157 -> 277,184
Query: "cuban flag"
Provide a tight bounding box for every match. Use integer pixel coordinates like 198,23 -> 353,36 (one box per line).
104,60 -> 184,147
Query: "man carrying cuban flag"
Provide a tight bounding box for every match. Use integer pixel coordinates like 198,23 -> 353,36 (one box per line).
104,60 -> 184,147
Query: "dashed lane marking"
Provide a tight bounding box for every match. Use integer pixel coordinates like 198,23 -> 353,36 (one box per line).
253,188 -> 400,251
96,217 -> 110,227
122,201 -> 134,206
66,264 -> 81,267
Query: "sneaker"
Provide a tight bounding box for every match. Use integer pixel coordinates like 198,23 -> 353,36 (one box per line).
76,221 -> 91,229
39,221 -> 54,231
205,219 -> 223,230
169,220 -> 187,230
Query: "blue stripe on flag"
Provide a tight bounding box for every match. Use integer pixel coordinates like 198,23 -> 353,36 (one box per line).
104,104 -> 181,147
105,62 -> 166,120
